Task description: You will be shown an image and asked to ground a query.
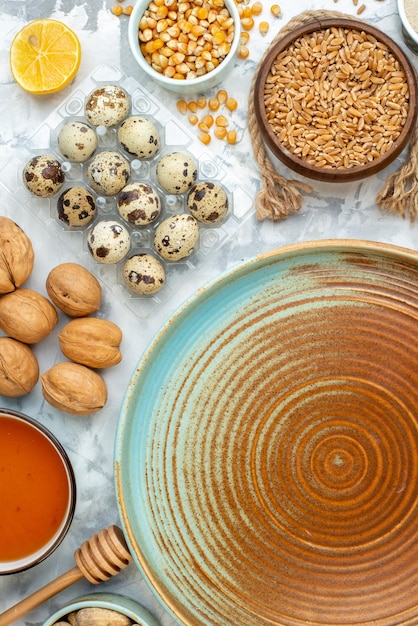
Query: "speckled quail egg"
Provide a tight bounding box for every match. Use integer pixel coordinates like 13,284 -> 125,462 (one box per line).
87,220 -> 131,264
123,253 -> 165,295
154,213 -> 199,261
187,181 -> 229,224
23,155 -> 65,197
85,84 -> 130,128
57,187 -> 96,228
118,116 -> 160,159
117,182 -> 161,226
86,151 -> 130,196
156,152 -> 197,195
58,121 -> 98,162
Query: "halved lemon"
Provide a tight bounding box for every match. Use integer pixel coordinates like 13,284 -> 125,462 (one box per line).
10,19 -> 81,95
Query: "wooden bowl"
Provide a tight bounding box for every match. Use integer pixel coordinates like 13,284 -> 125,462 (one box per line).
253,18 -> 418,183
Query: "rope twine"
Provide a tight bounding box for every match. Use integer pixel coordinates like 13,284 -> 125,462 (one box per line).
248,9 -> 418,222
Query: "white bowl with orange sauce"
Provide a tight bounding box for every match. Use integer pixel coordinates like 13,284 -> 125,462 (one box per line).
0,409 -> 76,575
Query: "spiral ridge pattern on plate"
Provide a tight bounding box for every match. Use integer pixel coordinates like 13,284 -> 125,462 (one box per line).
118,244 -> 418,626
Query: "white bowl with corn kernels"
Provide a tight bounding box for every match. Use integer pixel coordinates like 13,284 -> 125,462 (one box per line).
128,0 -> 240,94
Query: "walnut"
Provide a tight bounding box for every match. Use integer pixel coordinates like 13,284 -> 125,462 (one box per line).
41,362 -> 108,415
0,337 -> 39,397
46,262 -> 102,317
73,607 -> 132,626
58,317 -> 122,368
0,288 -> 58,343
0,216 -> 34,293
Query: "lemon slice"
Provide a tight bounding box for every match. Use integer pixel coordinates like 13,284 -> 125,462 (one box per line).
10,19 -> 81,95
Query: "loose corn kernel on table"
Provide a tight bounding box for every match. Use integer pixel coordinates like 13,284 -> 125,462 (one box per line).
0,0 -> 418,625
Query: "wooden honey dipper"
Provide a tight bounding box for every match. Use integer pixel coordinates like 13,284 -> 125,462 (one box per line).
0,525 -> 132,626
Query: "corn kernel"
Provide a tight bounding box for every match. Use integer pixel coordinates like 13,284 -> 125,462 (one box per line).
177,99 -> 188,114
216,89 -> 228,104
187,101 -> 198,112
199,132 -> 211,144
196,6 -> 208,18
205,60 -> 216,72
156,18 -> 169,32
170,51 -> 186,65
238,44 -> 249,59
259,21 -> 269,35
188,114 -> 199,124
144,39 -> 164,53
198,122 -> 210,132
240,17 -> 255,30
202,114 -> 214,127
220,16 -> 234,29
158,54 -> 169,69
270,3 -> 281,16
215,115 -> 228,127
226,97 -> 238,111
164,66 -> 176,77
111,5 -> 123,16
191,24 -> 205,36
208,97 -> 221,111
226,129 -> 237,144
251,1 -> 263,14
197,96 -> 207,108
123,5 -> 133,14
213,30 -> 227,44
214,126 -> 227,139
239,31 -> 250,44
156,4 -> 169,17
243,6 -> 252,17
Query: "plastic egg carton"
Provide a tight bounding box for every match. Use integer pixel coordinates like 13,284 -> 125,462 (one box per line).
6,64 -> 254,319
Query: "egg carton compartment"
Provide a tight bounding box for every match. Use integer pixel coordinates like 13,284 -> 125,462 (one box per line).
8,64 -> 254,319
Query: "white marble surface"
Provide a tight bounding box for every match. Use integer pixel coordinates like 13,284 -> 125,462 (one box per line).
0,0 -> 417,625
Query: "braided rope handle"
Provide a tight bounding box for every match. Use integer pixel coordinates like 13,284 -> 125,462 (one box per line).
248,9 -> 418,221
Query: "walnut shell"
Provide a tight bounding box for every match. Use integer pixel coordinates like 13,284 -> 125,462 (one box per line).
73,607 -> 132,626
41,362 -> 108,415
0,337 -> 39,397
0,216 -> 34,294
0,288 -> 58,343
58,318 -> 122,368
46,263 -> 102,317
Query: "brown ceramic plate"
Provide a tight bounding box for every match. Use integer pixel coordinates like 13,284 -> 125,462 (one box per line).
116,240 -> 418,625
253,18 -> 418,182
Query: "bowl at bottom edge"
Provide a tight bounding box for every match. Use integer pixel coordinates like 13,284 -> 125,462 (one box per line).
42,592 -> 162,626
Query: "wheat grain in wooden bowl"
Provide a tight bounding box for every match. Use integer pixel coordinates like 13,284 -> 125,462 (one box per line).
253,18 -> 417,182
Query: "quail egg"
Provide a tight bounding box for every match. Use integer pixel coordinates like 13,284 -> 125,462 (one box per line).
123,253 -> 165,295
154,213 -> 199,261
58,121 -> 98,162
117,182 -> 161,226
118,116 -> 161,159
23,155 -> 65,197
87,220 -> 131,264
85,84 -> 130,128
57,187 -> 96,228
156,152 -> 197,195
86,151 -> 130,196
187,181 -> 229,224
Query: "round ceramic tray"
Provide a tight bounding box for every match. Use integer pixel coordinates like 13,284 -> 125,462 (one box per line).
115,239 -> 418,625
